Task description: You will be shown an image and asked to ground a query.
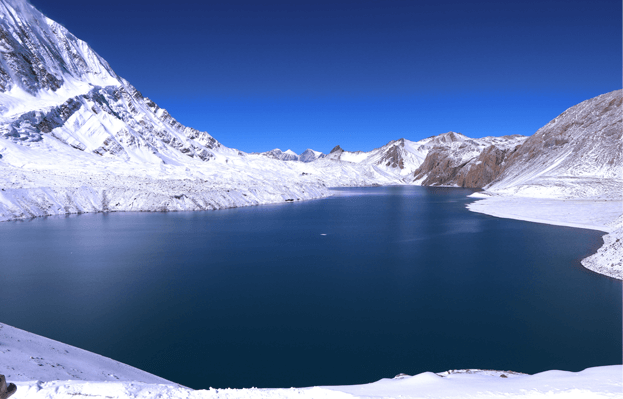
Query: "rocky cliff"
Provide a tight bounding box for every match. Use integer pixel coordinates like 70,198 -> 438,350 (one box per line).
412,133 -> 526,187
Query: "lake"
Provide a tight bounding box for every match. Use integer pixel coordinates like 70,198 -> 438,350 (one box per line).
0,186 -> 620,389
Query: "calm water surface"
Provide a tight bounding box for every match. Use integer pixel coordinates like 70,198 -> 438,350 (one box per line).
0,186 -> 620,389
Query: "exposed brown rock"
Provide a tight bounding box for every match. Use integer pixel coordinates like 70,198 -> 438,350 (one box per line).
413,140 -> 521,188
378,139 -> 406,169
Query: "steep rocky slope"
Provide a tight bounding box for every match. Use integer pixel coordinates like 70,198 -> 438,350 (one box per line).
485,89 -> 622,198
411,132 -> 526,187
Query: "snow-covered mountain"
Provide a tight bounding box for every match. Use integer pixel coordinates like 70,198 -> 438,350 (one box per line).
0,0 -> 620,287
258,148 -> 300,161
485,89 -> 622,199
299,148 -> 325,162
322,134 -> 527,185
0,0 -> 526,224
0,0 -> 414,222
324,138 -> 429,177
469,89 -> 623,280
0,0 -> 229,165
411,132 -> 527,187
255,148 -> 327,162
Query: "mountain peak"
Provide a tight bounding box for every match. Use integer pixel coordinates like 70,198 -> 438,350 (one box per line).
330,145 -> 343,154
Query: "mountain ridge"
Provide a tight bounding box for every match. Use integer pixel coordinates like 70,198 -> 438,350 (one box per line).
0,0 -> 620,233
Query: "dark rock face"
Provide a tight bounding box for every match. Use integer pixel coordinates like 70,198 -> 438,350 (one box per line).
455,144 -> 521,188
413,138 -> 522,188
329,145 -> 343,154
0,374 -> 16,399
377,139 -> 406,169
412,149 -> 464,186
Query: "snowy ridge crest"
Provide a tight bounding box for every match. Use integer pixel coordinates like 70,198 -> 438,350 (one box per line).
0,0 -> 118,94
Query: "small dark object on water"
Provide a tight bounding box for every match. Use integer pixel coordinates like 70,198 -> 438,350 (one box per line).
285,199 -> 294,202
0,375 -> 16,399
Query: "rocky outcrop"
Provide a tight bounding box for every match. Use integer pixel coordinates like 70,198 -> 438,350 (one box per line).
412,133 -> 525,188
0,375 -> 16,399
413,91 -> 622,192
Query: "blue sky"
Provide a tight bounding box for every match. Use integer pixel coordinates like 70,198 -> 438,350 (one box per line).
30,0 -> 621,154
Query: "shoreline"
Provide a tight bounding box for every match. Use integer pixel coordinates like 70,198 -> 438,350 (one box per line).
4,182 -> 621,280
2,187 -> 621,397
3,322 -> 621,398
466,194 -> 623,280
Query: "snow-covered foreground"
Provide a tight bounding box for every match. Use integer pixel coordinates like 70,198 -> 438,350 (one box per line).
10,366 -> 623,399
3,323 -> 621,399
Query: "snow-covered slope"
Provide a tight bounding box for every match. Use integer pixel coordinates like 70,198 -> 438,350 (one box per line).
0,323 -> 175,385
257,148 -> 300,161
0,0 -> 226,164
299,148 -> 325,162
254,148 -> 327,163
323,139 -> 428,177
4,321 -> 622,398
0,0 -> 416,222
581,215 -> 623,279
320,134 -> 528,186
470,90 -> 623,280
11,366 -> 623,399
485,89 -> 622,199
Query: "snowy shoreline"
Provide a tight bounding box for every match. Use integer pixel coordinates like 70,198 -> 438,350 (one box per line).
467,193 -> 623,280
3,322 -> 621,399
3,176 -> 621,280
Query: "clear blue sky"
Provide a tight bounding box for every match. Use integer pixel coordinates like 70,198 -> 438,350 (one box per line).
30,0 -> 621,154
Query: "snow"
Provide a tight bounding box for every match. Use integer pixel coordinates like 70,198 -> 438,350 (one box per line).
467,195 -> 621,233
467,194 -> 623,279
0,323 -> 174,385
3,322 -> 621,399
337,151 -> 370,164
0,2 -> 620,396
466,90 -> 623,279
10,367 -> 623,398
581,215 -> 623,279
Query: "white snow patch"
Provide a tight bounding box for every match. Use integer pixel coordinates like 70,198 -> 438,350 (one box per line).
467,195 -> 623,279
7,366 -> 622,399
0,323 -> 174,385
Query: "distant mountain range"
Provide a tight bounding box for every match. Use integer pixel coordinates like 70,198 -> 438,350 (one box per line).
0,0 -> 620,224
255,148 -> 325,162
